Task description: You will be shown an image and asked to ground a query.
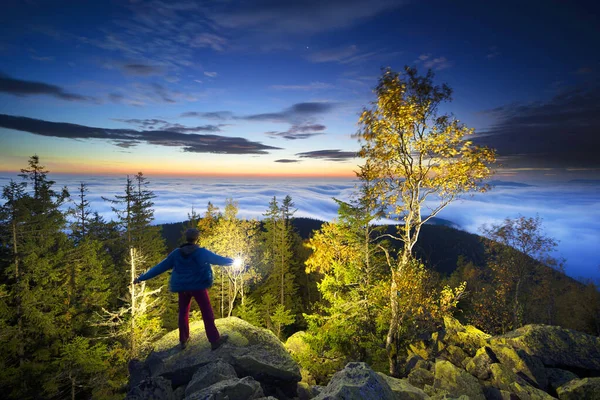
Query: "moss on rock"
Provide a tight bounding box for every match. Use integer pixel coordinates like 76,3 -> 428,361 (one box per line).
489,324 -> 600,372
433,359 -> 485,400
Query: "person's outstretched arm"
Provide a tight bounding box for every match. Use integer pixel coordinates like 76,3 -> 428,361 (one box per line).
203,248 -> 233,266
135,251 -> 176,283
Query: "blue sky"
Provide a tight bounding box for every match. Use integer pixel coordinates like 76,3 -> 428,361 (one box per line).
1,0 -> 599,179
0,0 -> 599,278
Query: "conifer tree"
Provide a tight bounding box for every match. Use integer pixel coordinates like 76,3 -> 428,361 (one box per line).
0,156 -> 71,398
258,196 -> 298,333
102,173 -> 165,358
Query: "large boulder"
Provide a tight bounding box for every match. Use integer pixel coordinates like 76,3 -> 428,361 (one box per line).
488,343 -> 548,390
465,346 -> 498,380
185,376 -> 264,400
407,368 -> 434,389
145,317 -> 301,396
377,373 -> 429,399
556,377 -> 600,400
184,360 -> 238,397
313,362 -> 396,400
126,376 -> 176,400
441,317 -> 491,357
432,359 -> 485,400
489,364 -> 554,400
546,368 -> 578,394
489,324 -> 600,372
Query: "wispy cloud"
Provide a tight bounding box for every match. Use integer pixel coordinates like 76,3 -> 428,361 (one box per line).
486,46 -> 500,59
415,54 -> 452,70
0,114 -> 280,155
181,102 -> 337,140
296,149 -> 357,161
109,82 -> 198,105
266,123 -> 327,140
275,159 -> 302,163
270,82 -> 333,91
113,118 -> 223,133
191,33 -> 228,52
204,71 -> 218,78
209,0 -> 406,35
120,63 -> 165,76
242,102 -> 337,124
30,54 -> 55,62
181,111 -> 234,120
0,73 -> 96,102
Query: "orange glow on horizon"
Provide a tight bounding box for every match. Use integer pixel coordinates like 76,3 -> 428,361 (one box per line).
0,162 -> 358,179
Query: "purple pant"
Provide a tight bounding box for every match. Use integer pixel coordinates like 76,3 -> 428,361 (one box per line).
178,289 -> 220,344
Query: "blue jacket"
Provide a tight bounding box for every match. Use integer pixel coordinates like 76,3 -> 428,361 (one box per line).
137,244 -> 233,292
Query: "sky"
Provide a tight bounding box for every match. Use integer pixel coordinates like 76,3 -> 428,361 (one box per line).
0,1 -> 599,278
0,0 -> 599,180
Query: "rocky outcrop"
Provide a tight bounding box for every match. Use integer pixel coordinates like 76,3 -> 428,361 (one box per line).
400,317 -> 600,400
489,324 -> 600,373
556,377 -> 600,400
128,317 -> 301,399
127,316 -> 600,400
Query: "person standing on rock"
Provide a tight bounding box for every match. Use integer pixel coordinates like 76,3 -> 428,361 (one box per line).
134,228 -> 232,350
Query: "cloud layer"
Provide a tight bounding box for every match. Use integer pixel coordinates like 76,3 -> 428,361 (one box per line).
1,173 -> 596,279
0,114 -> 280,154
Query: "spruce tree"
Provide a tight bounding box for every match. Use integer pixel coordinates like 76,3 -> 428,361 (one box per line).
102,173 -> 165,358
0,156 -> 71,398
258,196 -> 297,335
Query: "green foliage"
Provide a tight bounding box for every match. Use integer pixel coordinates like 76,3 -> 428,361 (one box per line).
271,304 -> 295,339
234,298 -> 263,328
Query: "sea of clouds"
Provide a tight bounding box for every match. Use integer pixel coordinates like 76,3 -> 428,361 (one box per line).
1,174 -> 598,280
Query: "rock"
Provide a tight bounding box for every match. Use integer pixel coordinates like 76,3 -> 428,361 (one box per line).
297,382 -> 313,400
129,359 -> 151,389
465,346 -> 497,380
184,360 -> 238,397
147,317 -> 301,395
442,317 -> 491,357
489,364 -> 554,400
488,343 -> 548,390
173,386 -> 185,400
314,362 -> 395,400
407,368 -> 434,389
556,377 -> 600,400
489,324 -> 600,372
185,376 -> 264,400
126,376 -> 175,400
405,355 -> 424,373
378,373 -> 430,399
432,359 -> 485,400
546,368 -> 578,393
442,345 -> 469,368
408,340 -> 431,360
481,385 -> 519,400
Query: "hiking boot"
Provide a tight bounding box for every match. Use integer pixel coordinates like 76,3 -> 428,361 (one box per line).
211,334 -> 229,351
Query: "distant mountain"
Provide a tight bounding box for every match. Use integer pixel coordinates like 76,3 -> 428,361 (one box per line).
488,180 -> 534,188
423,216 -> 461,230
158,216 -> 478,276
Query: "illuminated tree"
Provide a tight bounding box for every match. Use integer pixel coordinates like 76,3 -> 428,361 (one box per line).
357,67 -> 496,375
201,200 -> 261,317
102,173 -> 165,357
